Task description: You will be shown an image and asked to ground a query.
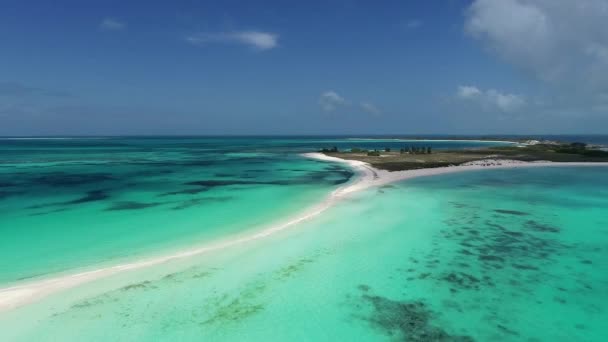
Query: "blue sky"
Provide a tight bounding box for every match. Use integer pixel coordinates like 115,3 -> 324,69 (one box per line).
1,0 -> 608,135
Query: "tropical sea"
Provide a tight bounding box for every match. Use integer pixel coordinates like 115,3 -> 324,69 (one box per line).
0,137 -> 507,284
1,137 -> 607,341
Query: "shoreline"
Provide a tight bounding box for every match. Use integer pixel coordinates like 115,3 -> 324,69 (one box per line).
306,153 -> 608,191
2,153 -> 608,313
0,154 -> 372,313
344,138 -> 519,144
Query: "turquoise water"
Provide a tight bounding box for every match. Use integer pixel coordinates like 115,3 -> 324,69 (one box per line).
1,165 -> 607,341
0,137 -> 509,285
0,138 -> 340,284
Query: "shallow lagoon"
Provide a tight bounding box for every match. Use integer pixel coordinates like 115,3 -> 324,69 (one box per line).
1,166 -> 607,341
0,149 -> 344,284
0,137 -> 510,285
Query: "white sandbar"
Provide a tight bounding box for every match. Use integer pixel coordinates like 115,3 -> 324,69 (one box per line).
1,153 -> 606,313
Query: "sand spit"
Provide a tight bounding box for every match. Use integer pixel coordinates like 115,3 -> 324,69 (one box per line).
305,153 -> 608,191
1,153 -> 607,313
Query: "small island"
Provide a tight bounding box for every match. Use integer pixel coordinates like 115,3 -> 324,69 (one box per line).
319,141 -> 608,171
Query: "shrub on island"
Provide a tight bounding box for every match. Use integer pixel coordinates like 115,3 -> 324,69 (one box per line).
319,146 -> 339,153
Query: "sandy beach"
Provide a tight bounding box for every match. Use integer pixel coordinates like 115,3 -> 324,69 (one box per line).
304,152 -> 608,191
1,152 -> 607,313
344,138 -> 519,144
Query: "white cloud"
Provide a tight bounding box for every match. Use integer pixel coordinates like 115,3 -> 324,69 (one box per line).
319,91 -> 347,112
465,0 -> 608,95
99,18 -> 126,31
456,85 -> 525,112
186,31 -> 278,50
360,102 -> 381,115
457,85 -> 482,99
319,92 -> 383,115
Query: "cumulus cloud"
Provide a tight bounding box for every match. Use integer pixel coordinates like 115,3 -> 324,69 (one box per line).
465,0 -> 608,95
457,86 -> 482,99
319,91 -> 347,112
99,18 -> 126,31
319,92 -> 383,115
456,85 -> 525,113
360,102 -> 381,115
186,31 -> 278,50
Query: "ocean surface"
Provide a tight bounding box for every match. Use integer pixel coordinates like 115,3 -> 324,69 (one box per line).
0,137 -> 509,285
1,137 -> 607,341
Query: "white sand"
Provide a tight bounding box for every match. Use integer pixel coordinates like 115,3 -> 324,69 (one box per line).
345,138 -> 518,144
305,153 -> 608,191
1,153 -> 607,313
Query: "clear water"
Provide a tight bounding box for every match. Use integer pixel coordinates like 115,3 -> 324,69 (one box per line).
0,137 -> 509,285
1,164 -> 607,341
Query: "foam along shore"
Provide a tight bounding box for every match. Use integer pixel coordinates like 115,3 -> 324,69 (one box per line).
1,153 -> 608,313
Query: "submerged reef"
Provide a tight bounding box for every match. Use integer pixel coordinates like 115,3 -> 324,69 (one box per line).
353,286 -> 474,341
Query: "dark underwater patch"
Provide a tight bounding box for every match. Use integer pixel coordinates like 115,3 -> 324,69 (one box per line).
185,170 -> 352,188
177,160 -> 218,167
171,198 -> 204,210
186,180 -> 268,187
214,173 -> 234,177
105,201 -> 163,211
17,271 -> 54,281
324,165 -> 346,171
66,190 -> 110,204
496,324 -> 520,336
159,187 -> 210,196
358,284 -> 371,292
478,255 -> 505,263
450,202 -> 470,209
121,280 -> 154,291
202,298 -> 264,326
512,263 -> 539,271
0,181 -> 16,187
32,172 -> 115,187
277,168 -> 308,172
200,280 -> 267,326
199,252 -> 328,327
224,157 -> 277,164
29,208 -> 68,216
0,190 -> 23,200
494,209 -> 530,216
441,272 -> 484,291
332,177 -> 350,185
409,199 -> 573,321
25,189 -> 110,210
274,257 -> 315,280
355,287 -> 474,341
524,220 -> 560,233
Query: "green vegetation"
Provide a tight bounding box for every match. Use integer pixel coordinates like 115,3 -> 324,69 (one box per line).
397,146 -> 432,154
321,142 -> 608,171
555,142 -> 608,157
319,146 -> 339,153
